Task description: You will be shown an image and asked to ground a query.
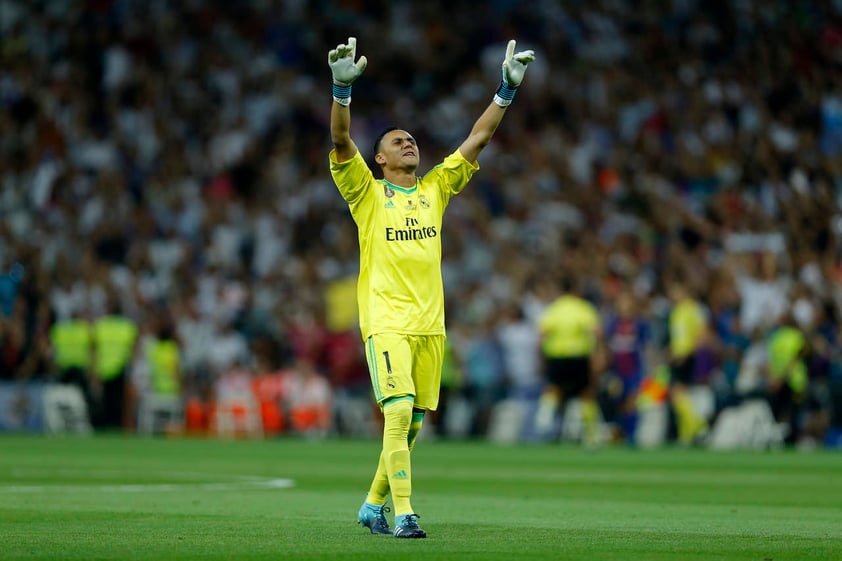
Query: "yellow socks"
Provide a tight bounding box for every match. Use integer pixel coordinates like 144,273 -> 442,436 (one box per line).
580,399 -> 601,446
673,389 -> 707,444
366,409 -> 425,505
408,411 -> 424,451
366,451 -> 390,505
535,388 -> 559,433
382,398 -> 414,515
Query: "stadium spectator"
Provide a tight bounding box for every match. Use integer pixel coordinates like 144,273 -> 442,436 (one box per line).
495,301 -> 543,439
0,262 -> 23,319
460,316 -> 507,438
205,319 -> 250,379
280,357 -> 332,437
496,301 -> 543,401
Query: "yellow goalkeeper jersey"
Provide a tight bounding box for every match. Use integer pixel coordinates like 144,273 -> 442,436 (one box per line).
329,148 -> 478,341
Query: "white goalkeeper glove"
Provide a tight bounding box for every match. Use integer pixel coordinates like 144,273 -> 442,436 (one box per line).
494,39 -> 535,107
328,37 -> 368,106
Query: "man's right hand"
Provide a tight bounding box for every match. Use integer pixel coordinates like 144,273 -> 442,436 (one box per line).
328,37 -> 367,86
501,39 -> 535,88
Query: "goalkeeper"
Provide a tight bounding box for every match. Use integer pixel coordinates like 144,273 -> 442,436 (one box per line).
328,37 -> 534,539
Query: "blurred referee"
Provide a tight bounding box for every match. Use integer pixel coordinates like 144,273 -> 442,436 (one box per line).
536,276 -> 603,444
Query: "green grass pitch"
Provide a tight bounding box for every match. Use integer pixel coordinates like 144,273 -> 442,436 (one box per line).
2,435 -> 841,561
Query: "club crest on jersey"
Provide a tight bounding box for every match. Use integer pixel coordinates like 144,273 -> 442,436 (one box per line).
384,184 -> 394,198
419,195 -> 430,209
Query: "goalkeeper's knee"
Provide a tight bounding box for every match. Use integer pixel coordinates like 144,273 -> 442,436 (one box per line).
383,397 -> 413,442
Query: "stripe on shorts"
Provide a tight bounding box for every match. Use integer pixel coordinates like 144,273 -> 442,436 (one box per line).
367,337 -> 382,401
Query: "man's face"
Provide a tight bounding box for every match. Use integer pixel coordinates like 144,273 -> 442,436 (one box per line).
375,129 -> 419,170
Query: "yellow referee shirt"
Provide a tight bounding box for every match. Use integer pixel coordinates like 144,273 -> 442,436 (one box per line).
538,295 -> 600,358
330,149 -> 478,341
669,299 -> 706,360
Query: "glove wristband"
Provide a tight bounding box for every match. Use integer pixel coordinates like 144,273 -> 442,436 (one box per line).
493,80 -> 518,107
333,82 -> 352,106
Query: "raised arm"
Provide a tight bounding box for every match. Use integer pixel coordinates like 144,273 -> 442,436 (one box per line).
328,37 -> 367,163
459,102 -> 508,166
331,98 -> 357,162
459,40 -> 535,164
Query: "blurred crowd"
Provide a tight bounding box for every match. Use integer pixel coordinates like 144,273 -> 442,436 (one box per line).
1,0 -> 842,445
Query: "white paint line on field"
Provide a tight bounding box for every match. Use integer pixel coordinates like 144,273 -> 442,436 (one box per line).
0,478 -> 295,494
7,468 -> 263,482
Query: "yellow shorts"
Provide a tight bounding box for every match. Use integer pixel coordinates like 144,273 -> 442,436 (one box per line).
365,333 -> 444,411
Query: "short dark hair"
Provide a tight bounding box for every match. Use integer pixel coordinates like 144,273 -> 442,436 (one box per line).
372,126 -> 399,158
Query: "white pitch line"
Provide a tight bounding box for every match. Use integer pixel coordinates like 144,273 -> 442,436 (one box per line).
0,478 -> 295,493
7,468 -> 264,481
